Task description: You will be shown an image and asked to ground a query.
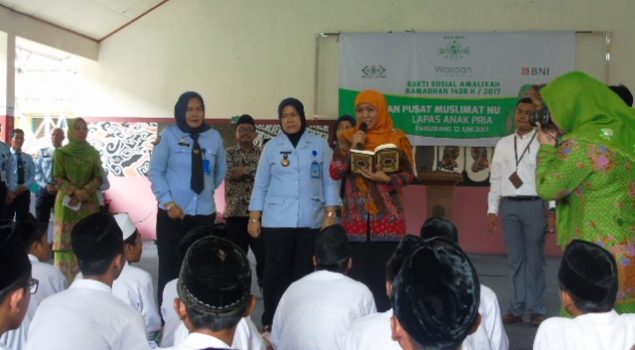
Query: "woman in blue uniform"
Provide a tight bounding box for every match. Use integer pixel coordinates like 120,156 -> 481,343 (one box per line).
248,97 -> 339,329
150,91 -> 227,301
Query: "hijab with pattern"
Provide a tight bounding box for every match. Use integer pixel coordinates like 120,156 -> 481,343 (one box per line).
541,71 -> 635,163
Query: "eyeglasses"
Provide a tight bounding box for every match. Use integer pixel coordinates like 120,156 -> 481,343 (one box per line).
28,278 -> 39,295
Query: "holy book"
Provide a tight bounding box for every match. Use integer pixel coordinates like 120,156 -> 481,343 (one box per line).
350,143 -> 401,174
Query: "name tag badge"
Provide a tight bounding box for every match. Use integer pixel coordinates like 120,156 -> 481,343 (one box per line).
203,159 -> 211,175
310,161 -> 321,179
508,171 -> 524,189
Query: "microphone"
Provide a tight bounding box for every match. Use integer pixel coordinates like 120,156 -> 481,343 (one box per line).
355,123 -> 368,150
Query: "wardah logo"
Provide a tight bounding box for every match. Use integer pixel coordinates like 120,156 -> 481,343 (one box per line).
438,40 -> 471,61
361,65 -> 386,78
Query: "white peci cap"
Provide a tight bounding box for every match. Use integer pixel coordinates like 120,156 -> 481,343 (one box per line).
113,213 -> 137,241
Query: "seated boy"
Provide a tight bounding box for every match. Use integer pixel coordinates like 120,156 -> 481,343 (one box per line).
25,212 -> 149,350
391,237 -> 481,350
343,234 -> 421,350
112,213 -> 161,337
0,222 -> 33,348
19,214 -> 67,305
270,224 -> 376,350
169,235 -> 256,349
534,239 -> 635,350
1,215 -> 66,350
420,217 -> 508,350
161,225 -> 265,350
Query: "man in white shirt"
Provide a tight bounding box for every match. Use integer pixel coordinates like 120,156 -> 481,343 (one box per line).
534,239 -> 635,350
168,235 -> 256,350
270,224 -> 376,350
487,97 -> 552,327
25,212 -> 150,350
390,238 -> 481,350
0,222 -> 33,350
160,225 -> 265,350
112,213 -> 161,337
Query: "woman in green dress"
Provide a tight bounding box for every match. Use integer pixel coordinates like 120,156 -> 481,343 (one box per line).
53,118 -> 104,281
536,71 -> 635,313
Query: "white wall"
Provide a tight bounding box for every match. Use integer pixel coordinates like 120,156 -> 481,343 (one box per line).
77,0 -> 635,119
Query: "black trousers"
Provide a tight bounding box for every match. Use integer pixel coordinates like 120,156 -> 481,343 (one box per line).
225,216 -> 265,286
35,188 -> 56,225
156,208 -> 216,305
0,182 -> 7,220
261,227 -> 318,326
349,241 -> 399,312
6,190 -> 31,222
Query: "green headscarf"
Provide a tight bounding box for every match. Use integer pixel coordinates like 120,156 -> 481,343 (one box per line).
541,71 -> 635,162
56,118 -> 102,160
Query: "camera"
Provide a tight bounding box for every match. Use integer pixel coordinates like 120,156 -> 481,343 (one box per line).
529,107 -> 552,127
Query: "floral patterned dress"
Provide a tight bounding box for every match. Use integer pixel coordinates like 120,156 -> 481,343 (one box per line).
537,138 -> 635,312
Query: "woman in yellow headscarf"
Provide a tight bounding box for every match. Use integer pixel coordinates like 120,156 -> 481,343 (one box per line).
330,89 -> 414,310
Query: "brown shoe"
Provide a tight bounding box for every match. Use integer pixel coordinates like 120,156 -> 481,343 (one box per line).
530,313 -> 545,327
502,312 -> 523,324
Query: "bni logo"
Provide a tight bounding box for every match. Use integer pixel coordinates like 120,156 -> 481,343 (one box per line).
521,67 -> 550,76
361,65 -> 386,78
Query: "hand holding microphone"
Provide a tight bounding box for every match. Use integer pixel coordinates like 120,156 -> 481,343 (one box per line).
353,122 -> 368,150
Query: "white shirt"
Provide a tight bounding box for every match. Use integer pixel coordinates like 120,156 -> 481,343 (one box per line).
161,279 -> 265,350
28,254 -> 68,306
533,310 -> 635,350
25,279 -> 150,350
0,300 -> 36,350
168,332 -> 232,350
160,279 -> 180,347
487,130 -> 540,214
112,262 -> 162,334
271,270 -> 376,350
342,309 -> 400,350
342,284 -> 507,350
464,285 -> 509,350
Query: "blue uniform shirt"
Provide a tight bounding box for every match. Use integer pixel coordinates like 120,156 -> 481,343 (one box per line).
8,148 -> 35,191
150,125 -> 227,216
35,146 -> 56,189
0,142 -> 11,183
249,132 -> 339,229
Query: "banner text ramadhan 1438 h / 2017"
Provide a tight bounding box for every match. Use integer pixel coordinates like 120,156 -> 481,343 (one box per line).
338,32 -> 575,146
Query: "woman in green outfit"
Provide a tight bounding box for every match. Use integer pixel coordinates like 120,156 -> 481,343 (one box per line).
53,118 -> 104,281
536,71 -> 635,313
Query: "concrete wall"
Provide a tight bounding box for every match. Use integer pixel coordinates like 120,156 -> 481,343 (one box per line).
76,0 -> 635,119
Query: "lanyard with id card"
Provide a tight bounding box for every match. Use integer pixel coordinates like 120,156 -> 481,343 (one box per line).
310,150 -> 321,179
509,132 -> 536,189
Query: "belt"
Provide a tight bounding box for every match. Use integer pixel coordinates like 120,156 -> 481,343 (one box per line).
503,196 -> 541,201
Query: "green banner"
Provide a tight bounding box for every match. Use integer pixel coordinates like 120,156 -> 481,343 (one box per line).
339,88 -> 518,139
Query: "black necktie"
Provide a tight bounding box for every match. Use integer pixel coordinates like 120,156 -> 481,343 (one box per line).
191,134 -> 204,194
16,153 -> 24,185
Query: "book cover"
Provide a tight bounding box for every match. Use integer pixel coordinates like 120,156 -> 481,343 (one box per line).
350,143 -> 400,174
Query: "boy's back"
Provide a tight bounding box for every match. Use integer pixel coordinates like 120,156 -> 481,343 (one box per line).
271,270 -> 376,350
25,279 -> 149,350
534,310 -> 635,350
